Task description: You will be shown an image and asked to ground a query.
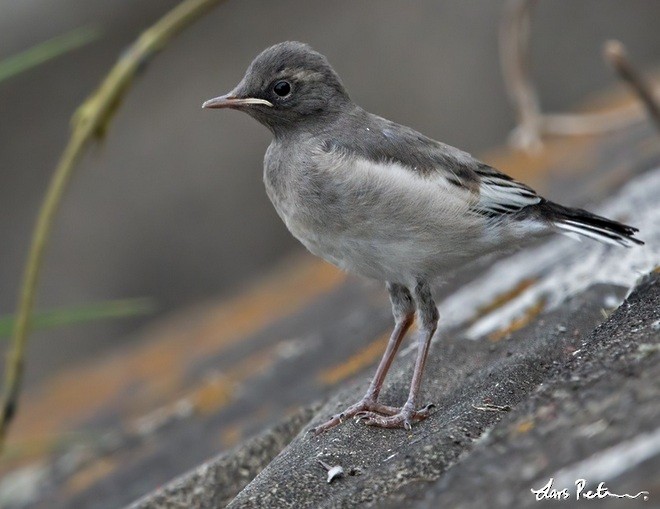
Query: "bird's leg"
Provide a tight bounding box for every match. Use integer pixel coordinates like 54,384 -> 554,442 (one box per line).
356,280 -> 438,431
311,283 -> 416,435
362,283 -> 416,403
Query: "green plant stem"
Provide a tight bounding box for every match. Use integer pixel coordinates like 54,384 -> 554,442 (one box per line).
0,26 -> 101,84
0,298 -> 155,338
0,0 -> 225,453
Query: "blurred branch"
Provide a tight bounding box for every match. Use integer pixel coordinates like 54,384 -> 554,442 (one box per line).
499,0 -> 657,152
0,26 -> 101,84
500,0 -> 542,151
0,0 -> 226,453
604,40 -> 660,133
0,298 -> 155,338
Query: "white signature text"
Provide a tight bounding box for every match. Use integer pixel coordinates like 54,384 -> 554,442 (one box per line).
531,478 -> 649,502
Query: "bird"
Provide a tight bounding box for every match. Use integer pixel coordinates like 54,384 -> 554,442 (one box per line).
202,41 -> 643,434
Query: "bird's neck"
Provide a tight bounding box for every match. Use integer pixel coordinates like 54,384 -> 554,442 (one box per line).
270,104 -> 360,140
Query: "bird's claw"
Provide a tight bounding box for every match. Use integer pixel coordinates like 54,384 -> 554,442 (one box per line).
353,411 -> 370,423
310,401 -> 436,434
355,402 -> 435,429
310,400 -> 376,435
351,410 -> 412,429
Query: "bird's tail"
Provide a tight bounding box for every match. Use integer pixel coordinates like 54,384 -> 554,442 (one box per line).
539,200 -> 644,248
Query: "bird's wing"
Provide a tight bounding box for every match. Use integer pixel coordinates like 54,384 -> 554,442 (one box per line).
324,113 -> 542,218
467,164 -> 541,218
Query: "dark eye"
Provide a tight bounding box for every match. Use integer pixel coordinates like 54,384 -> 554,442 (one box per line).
273,80 -> 291,97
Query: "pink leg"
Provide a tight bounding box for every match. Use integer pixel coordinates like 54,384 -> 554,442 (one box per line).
356,280 -> 439,431
312,283 -> 428,435
311,315 -> 411,434
310,283 -> 437,435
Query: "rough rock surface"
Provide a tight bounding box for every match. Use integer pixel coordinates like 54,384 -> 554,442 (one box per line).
129,407 -> 317,509
413,275 -> 660,509
123,271 -> 660,509
221,279 -> 659,509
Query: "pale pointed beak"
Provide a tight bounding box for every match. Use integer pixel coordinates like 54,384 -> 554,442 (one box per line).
202,93 -> 273,109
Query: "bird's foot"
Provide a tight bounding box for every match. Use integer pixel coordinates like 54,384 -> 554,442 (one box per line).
354,403 -> 435,431
310,399 -> 435,435
310,398 -> 380,435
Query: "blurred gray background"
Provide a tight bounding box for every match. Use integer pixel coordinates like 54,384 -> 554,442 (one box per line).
1,0 -> 659,386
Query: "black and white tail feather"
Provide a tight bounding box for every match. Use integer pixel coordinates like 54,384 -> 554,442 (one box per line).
541,200 -> 643,248
470,164 -> 644,248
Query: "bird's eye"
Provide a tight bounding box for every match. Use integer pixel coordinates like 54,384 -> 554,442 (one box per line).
273,80 -> 291,97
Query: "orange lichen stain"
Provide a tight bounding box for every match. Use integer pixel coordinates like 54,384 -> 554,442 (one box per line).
218,404 -> 274,449
318,331 -> 390,386
219,423 -> 243,449
64,457 -> 116,496
192,347 -> 276,415
191,374 -> 234,415
515,419 -> 535,435
488,298 -> 546,342
3,256 -> 342,467
190,256 -> 345,354
471,278 -> 537,325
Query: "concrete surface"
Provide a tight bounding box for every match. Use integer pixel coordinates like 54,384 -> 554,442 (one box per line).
224,277 -> 659,509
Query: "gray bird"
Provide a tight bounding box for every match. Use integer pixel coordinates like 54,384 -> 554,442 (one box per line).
202,41 -> 642,433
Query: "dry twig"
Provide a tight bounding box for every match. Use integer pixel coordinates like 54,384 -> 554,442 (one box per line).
499,0 -> 657,152
0,0 -> 226,453
604,39 -> 660,133
499,0 -> 543,151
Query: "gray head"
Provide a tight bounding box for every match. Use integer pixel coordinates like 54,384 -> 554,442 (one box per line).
203,42 -> 351,135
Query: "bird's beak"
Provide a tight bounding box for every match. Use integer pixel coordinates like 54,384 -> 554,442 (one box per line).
202,93 -> 273,109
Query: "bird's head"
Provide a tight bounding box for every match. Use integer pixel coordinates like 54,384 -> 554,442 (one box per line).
202,41 -> 351,134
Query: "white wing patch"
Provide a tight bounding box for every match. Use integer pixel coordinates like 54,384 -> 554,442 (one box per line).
473,168 -> 541,217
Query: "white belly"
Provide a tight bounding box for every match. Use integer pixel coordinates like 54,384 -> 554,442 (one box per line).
265,149 -> 488,283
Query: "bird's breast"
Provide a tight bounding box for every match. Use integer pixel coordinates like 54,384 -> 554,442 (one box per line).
264,164 -> 345,244
262,142 -> 489,280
